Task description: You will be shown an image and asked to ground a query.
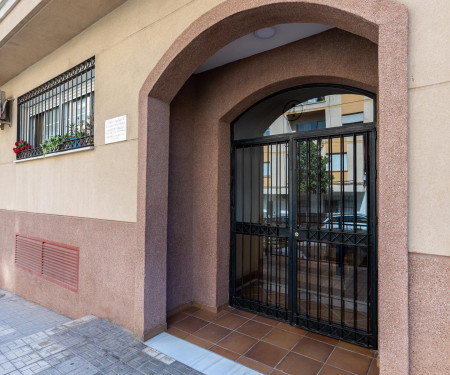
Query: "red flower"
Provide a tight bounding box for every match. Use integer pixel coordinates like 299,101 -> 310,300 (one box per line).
15,141 -> 18,146
21,146 -> 25,151
27,145 -> 32,150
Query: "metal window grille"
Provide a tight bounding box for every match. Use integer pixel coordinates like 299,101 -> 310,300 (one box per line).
15,234 -> 79,292
16,57 -> 95,160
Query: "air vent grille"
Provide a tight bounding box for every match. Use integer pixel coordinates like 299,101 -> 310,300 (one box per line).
15,234 -> 79,292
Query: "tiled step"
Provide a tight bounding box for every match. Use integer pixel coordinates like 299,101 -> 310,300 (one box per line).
145,331 -> 262,375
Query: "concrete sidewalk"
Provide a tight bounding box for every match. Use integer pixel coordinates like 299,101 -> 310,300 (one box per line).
0,289 -> 203,375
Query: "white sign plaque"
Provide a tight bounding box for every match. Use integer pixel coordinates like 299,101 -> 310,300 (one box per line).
105,115 -> 127,144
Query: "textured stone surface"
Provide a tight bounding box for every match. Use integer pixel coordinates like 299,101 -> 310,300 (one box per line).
140,1 -> 409,373
0,209 -> 137,335
409,253 -> 450,375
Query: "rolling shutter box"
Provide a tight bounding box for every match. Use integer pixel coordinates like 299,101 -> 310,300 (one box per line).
15,234 -> 79,292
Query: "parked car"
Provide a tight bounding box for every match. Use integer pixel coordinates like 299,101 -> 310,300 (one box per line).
321,213 -> 367,231
263,209 -> 288,224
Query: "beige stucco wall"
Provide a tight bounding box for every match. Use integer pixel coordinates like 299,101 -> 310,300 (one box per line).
401,0 -> 450,257
0,0 -> 449,256
0,0 -> 223,222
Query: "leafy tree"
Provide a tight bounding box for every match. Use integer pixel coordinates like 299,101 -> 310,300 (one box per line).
297,141 -> 331,194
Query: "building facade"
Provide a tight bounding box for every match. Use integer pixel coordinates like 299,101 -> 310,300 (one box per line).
0,1 -> 448,374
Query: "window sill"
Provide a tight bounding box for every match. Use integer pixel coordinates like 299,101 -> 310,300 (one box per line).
13,146 -> 94,163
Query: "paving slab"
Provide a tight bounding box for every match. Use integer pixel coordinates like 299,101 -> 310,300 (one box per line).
0,290 -> 203,375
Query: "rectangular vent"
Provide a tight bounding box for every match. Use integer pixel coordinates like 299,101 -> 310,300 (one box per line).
15,234 -> 79,292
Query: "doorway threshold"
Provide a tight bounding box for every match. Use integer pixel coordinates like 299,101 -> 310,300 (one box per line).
145,331 -> 261,374
157,305 -> 378,375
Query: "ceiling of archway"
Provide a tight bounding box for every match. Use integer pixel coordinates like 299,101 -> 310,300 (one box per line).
195,23 -> 332,73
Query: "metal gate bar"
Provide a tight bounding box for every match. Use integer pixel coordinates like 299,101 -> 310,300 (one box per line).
231,124 -> 377,348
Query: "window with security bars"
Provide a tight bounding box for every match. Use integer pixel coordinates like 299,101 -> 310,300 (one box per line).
16,57 -> 95,160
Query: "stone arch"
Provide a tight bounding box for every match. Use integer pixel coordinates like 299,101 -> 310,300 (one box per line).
136,1 -> 408,374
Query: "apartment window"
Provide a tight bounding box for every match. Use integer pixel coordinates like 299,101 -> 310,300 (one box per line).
264,162 -> 271,176
326,153 -> 348,171
342,112 -> 364,125
301,96 -> 325,104
296,120 -> 326,132
16,57 -> 95,160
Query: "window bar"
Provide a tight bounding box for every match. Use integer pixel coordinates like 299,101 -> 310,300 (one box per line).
306,241 -> 309,318
340,134 -> 345,331
328,136 -> 332,325
275,235 -> 279,308
48,86 -> 52,138
249,146 -> 253,300
353,134 -> 358,332
91,68 -> 95,135
266,234 -> 270,305
274,143 -> 278,305
297,240 -> 301,315
317,138 -> 321,230
82,69 -> 86,131
296,143 -> 301,315
271,143 -> 274,226
30,97 -> 34,147
39,92 -> 43,146
285,141 -> 288,311
266,144 -> 273,304
44,88 -> 47,142
22,102 -> 25,146
55,84 -> 58,138
20,100 -> 23,146
72,75 -> 75,135
285,236 -> 288,312
297,142 -> 300,229
257,145 -> 261,304
37,93 -> 41,146
268,144 -> 272,305
51,86 -> 54,137
31,98 -> 34,146
279,142 -> 282,227
22,100 -> 25,146
365,132 -> 371,335
59,83 -> 63,138
51,85 -> 55,137
18,101 -> 22,147
75,71 -> 79,133
353,134 -> 357,232
306,141 -> 310,228
41,89 -> 45,142
241,149 -> 245,295
275,148 -> 279,307
51,87 -> 57,135
317,138 -> 321,322
258,234 -> 261,304
46,86 -> 50,139
306,141 -> 311,317
35,94 -> 38,145
276,142 -> 280,227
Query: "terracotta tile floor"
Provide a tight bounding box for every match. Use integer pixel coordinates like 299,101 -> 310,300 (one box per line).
167,306 -> 379,375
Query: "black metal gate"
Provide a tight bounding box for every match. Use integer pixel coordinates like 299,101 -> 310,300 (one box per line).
230,123 -> 377,348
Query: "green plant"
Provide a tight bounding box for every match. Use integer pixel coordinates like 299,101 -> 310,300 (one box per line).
41,135 -> 67,156
297,141 -> 332,194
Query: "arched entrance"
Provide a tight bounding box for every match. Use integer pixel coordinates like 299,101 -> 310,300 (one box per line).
230,84 -> 377,348
137,1 -> 408,373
